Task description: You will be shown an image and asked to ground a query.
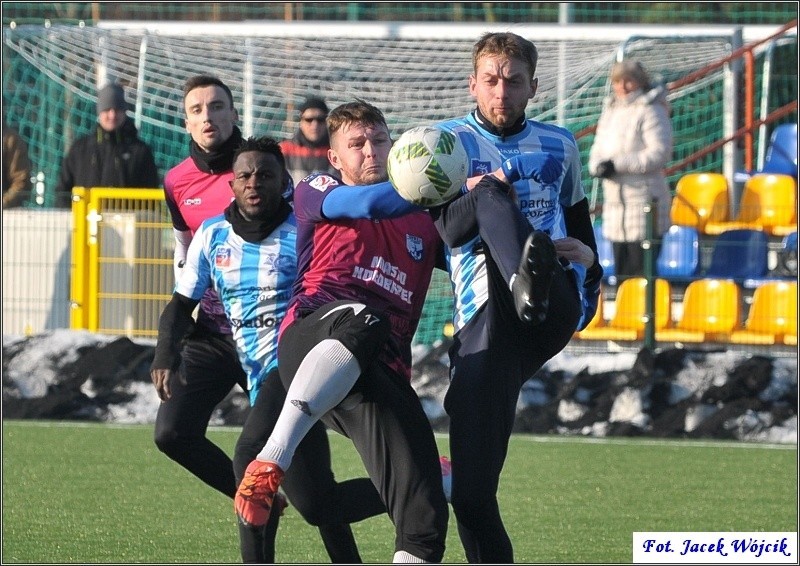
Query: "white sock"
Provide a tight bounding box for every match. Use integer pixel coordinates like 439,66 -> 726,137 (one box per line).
393,550 -> 430,563
255,339 -> 360,471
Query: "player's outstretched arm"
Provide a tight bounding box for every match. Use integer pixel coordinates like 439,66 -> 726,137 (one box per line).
321,180 -> 420,219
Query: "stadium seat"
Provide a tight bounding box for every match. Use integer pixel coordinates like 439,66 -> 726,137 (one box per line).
577,277 -> 671,341
593,224 -> 616,285
656,278 -> 741,343
729,281 -> 797,345
734,123 -> 798,182
784,309 -> 798,347
704,173 -> 797,236
704,228 -> 769,283
764,123 -> 799,178
574,288 -> 606,338
670,173 -> 730,233
656,225 -> 700,280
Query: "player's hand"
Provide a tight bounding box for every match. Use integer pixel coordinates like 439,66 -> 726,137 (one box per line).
553,237 -> 595,268
501,152 -> 561,185
151,368 -> 179,401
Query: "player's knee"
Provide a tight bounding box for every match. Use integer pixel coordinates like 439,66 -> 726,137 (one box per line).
451,485 -> 495,517
153,427 -> 192,459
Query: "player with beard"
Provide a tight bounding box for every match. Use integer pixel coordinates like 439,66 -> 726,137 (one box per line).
430,32 -> 603,563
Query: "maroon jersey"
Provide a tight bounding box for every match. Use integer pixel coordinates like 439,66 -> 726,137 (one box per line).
164,156 -> 235,333
283,173 -> 439,380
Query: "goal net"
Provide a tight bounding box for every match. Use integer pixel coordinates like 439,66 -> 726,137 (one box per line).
3,20 -> 790,345
4,21 -> 757,177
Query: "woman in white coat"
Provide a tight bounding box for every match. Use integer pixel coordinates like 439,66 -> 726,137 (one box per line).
589,60 -> 673,280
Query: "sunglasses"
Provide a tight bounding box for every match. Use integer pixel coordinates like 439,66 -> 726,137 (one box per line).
301,116 -> 327,124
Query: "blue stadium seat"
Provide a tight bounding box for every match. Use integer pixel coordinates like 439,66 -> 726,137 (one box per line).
594,224 -> 616,285
763,123 -> 798,178
656,225 -> 700,281
734,123 -> 798,182
705,228 -> 769,283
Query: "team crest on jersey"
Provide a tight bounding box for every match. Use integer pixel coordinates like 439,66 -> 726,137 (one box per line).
308,175 -> 338,192
263,253 -> 295,274
406,234 -> 423,261
215,247 -> 231,267
472,160 -> 492,176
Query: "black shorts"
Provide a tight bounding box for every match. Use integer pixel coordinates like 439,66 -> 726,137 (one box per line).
277,299 -> 448,561
278,300 -> 391,395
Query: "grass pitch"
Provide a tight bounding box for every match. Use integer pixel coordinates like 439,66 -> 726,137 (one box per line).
2,420 -> 796,563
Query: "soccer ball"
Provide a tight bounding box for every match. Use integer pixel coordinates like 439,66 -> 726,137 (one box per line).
387,126 -> 468,207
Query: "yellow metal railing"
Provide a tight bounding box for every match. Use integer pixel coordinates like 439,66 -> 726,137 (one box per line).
70,187 -> 173,338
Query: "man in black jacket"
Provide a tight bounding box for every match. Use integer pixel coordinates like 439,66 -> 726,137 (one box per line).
53,83 -> 160,207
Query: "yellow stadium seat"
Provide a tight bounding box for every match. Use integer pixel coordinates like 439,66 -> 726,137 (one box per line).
574,289 -> 605,338
578,278 -> 671,341
670,173 -> 730,233
657,278 -> 741,343
730,281 -> 798,345
705,173 -> 797,236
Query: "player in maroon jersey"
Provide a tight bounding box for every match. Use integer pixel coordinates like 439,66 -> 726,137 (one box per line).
235,100 -> 449,563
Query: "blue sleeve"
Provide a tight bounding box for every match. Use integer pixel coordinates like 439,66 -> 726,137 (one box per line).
321,181 -> 421,219
577,268 -> 601,332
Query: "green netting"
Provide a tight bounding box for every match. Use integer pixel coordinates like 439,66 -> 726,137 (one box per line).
2,2 -> 798,25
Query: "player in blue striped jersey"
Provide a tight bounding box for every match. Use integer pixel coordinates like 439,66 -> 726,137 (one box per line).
151,137 -> 384,563
431,32 -> 603,563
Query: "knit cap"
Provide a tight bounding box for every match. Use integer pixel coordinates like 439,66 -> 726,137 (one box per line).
97,84 -> 127,113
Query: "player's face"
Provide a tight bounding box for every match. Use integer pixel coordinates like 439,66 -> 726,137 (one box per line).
327,121 -> 392,185
469,54 -> 537,128
229,151 -> 284,221
184,85 -> 238,152
97,107 -> 126,133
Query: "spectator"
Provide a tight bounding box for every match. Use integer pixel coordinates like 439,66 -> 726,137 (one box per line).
2,115 -> 32,208
279,95 -> 336,183
53,83 -> 160,207
589,60 -> 673,279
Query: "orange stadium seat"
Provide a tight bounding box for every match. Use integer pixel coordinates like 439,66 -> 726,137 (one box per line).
729,281 -> 798,345
656,278 -> 741,343
670,173 -> 730,233
704,173 -> 797,236
578,278 -> 671,341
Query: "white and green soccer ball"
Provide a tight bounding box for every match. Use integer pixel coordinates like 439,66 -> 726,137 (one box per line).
387,126 -> 468,208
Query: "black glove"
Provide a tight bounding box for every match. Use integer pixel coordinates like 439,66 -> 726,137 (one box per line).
594,160 -> 616,179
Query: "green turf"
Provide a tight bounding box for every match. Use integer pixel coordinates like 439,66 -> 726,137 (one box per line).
2,421 -> 796,563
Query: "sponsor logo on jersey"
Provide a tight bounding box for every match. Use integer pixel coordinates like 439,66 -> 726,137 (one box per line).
215,247 -> 231,267
406,234 -> 423,261
472,160 -> 492,175
183,197 -> 202,206
229,314 -> 279,329
308,174 -> 338,192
